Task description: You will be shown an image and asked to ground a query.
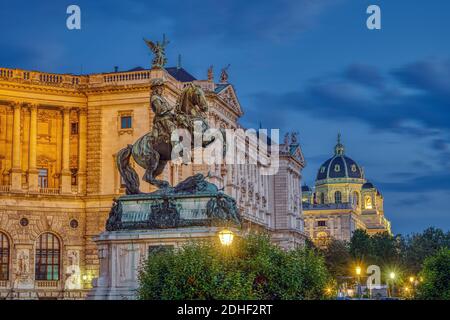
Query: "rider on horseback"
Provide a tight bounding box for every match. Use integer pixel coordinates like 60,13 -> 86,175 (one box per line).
150,79 -> 177,144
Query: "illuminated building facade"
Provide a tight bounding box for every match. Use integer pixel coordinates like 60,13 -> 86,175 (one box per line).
0,60 -> 306,299
302,135 -> 391,247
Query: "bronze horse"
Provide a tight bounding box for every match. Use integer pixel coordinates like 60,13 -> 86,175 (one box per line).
116,83 -> 220,195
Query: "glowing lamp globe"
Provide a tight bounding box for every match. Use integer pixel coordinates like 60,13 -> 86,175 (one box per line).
355,266 -> 362,276
218,229 -> 234,246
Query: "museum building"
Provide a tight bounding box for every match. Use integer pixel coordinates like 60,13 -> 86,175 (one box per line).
302,135 -> 391,247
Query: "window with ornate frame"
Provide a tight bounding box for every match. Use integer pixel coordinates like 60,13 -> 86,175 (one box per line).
353,191 -> 360,206
335,191 -> 342,204
118,110 -> 134,134
35,233 -> 60,281
71,168 -> 78,186
317,220 -> 327,227
0,232 -> 9,281
38,168 -> 48,188
70,122 -> 79,135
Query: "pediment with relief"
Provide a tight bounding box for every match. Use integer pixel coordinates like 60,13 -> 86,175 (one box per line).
216,85 -> 243,116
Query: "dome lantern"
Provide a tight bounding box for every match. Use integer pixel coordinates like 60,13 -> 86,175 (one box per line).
334,133 -> 345,156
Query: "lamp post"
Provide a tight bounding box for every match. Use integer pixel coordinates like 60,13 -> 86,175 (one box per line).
409,276 -> 415,298
389,272 -> 396,297
355,266 -> 362,299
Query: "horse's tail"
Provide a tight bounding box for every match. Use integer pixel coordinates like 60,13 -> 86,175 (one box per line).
116,144 -> 140,195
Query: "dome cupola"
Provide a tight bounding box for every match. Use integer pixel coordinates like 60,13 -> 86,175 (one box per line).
316,134 -> 365,185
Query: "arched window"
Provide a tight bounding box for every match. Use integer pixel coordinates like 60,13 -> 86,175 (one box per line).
35,233 -> 60,281
353,191 -> 360,206
365,196 -> 373,209
320,193 -> 325,204
0,232 -> 10,280
335,191 -> 342,204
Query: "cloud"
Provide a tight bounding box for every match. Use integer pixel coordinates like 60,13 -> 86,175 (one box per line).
90,0 -> 343,43
379,171 -> 450,193
392,59 -> 450,97
248,58 -> 450,135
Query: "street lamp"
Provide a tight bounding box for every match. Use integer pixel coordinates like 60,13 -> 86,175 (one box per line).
355,266 -> 362,298
409,276 -> 416,298
218,229 -> 234,246
388,272 -> 396,297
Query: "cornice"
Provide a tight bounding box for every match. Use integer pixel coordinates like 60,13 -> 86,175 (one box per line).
0,80 -> 85,96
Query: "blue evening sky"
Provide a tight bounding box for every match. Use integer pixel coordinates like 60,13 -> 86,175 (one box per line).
1,0 -> 449,234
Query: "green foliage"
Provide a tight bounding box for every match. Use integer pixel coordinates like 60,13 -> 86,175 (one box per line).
323,240 -> 351,280
416,248 -> 450,300
349,229 -> 372,262
403,227 -> 450,274
137,233 -> 331,300
328,227 -> 450,294
349,230 -> 401,268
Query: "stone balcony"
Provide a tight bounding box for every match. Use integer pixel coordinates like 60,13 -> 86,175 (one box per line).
0,66 -> 216,93
0,184 -> 81,196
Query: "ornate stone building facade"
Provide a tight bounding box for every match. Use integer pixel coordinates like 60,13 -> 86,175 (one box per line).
302,135 -> 391,247
0,63 -> 306,299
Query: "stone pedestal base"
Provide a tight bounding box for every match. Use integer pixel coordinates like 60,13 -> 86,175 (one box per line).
87,226 -> 236,300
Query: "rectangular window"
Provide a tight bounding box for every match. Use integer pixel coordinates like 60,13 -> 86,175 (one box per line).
71,122 -> 79,135
121,116 -> 132,129
317,220 -> 327,227
38,169 -> 48,188
71,169 -> 78,186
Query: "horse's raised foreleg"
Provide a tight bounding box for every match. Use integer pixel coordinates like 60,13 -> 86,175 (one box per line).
142,149 -> 170,189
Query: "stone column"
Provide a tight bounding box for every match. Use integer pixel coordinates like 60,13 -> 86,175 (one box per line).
77,108 -> 87,194
60,106 -> 72,194
10,101 -> 22,192
28,104 -> 39,192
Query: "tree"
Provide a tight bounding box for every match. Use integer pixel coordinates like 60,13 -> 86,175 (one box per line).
403,227 -> 450,274
323,240 -> 351,280
349,229 -> 373,263
370,232 -> 402,267
416,248 -> 450,300
137,234 -> 331,300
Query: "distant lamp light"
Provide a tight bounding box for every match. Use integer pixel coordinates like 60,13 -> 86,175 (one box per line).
389,272 -> 396,280
355,266 -> 362,276
409,276 -> 415,283
218,229 -> 234,246
82,274 -> 88,282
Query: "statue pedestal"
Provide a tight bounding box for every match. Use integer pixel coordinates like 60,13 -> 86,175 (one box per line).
87,177 -> 241,300
87,226 -> 237,300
